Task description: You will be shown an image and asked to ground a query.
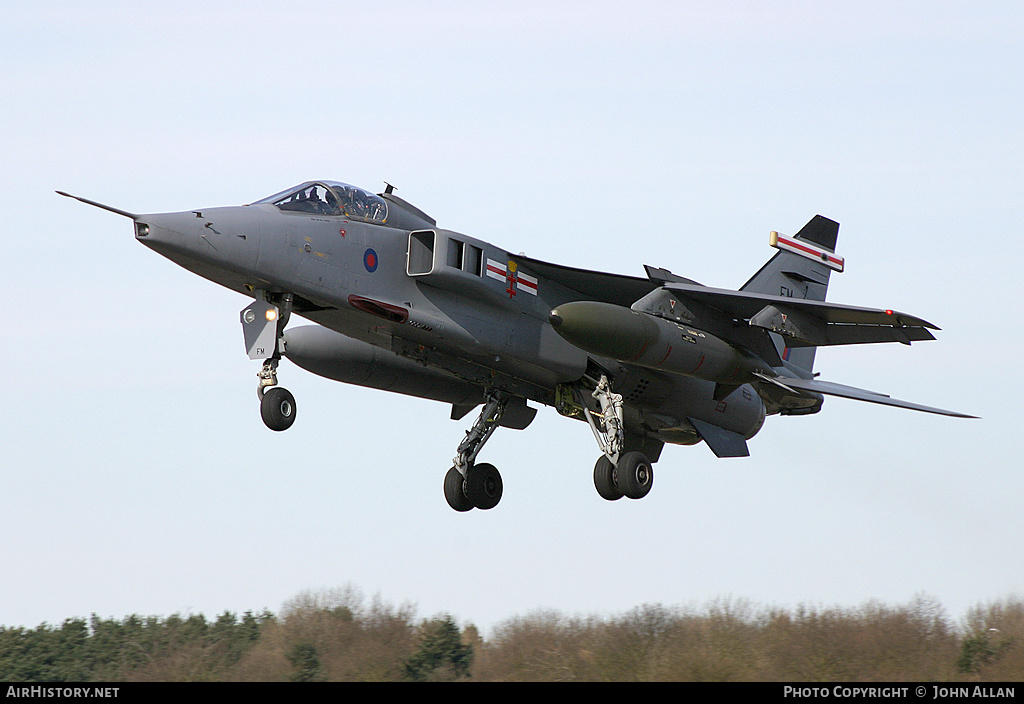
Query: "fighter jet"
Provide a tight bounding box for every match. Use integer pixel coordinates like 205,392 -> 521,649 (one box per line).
58,181 -> 974,511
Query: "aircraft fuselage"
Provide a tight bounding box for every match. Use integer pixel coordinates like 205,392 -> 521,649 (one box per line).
134,186 -> 763,449
59,179 -> 967,511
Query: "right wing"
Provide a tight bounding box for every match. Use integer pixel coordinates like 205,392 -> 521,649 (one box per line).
664,283 -> 938,347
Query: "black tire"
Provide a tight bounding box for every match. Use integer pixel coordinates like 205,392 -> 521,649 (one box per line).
444,467 -> 474,512
260,387 -> 296,431
594,456 -> 624,501
617,451 -> 653,499
465,463 -> 503,510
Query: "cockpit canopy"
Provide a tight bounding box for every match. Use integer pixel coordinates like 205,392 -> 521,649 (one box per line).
254,181 -> 389,224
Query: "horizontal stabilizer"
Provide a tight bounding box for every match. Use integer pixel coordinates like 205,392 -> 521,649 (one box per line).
775,376 -> 977,418
689,418 -> 750,457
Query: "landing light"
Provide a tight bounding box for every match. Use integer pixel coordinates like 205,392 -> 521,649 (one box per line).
135,223 -> 149,237
266,309 -> 278,322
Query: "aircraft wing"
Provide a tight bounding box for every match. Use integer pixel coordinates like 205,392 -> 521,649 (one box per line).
517,255 -> 671,307
664,283 -> 937,347
770,375 -> 977,418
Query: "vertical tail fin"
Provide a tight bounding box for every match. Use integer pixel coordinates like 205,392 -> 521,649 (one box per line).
740,215 -> 841,375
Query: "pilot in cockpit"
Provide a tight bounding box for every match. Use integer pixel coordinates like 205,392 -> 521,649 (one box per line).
324,188 -> 338,213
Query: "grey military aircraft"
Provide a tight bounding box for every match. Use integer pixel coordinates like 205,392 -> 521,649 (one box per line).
58,181 -> 973,511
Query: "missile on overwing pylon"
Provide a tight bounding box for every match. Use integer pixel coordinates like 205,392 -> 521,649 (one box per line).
549,300 -> 768,385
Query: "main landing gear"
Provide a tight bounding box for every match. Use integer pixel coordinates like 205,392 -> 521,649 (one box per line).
583,375 -> 655,502
444,391 -> 508,512
440,376 -> 658,512
242,291 -> 297,432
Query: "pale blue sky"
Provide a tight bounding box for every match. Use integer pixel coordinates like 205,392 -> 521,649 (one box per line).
2,1 -> 1020,632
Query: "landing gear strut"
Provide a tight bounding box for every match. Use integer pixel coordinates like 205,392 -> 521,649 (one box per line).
583,375 -> 655,501
444,391 -> 508,511
582,374 -> 625,465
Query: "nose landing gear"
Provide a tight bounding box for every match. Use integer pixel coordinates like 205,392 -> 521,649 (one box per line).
242,291 -> 297,432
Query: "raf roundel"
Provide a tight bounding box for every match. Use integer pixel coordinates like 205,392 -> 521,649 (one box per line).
363,248 -> 378,273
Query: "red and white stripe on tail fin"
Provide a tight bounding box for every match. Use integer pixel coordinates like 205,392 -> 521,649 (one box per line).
769,231 -> 844,272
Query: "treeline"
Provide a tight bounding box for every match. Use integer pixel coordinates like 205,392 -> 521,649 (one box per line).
1,589 -> 1020,681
